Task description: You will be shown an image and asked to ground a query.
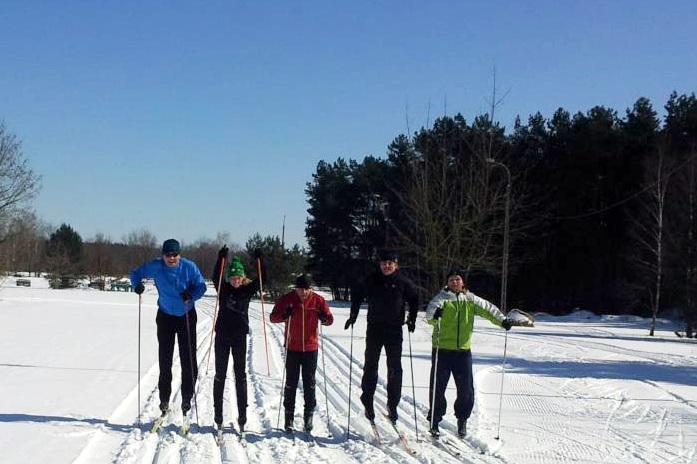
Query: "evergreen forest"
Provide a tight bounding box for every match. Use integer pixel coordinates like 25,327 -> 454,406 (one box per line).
305,92 -> 697,336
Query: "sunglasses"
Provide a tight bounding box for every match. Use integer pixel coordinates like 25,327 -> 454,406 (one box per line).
164,253 -> 180,258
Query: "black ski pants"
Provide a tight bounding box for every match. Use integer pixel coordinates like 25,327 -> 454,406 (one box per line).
156,309 -> 197,406
213,333 -> 247,423
283,350 -> 318,415
428,348 -> 474,425
360,325 -> 403,414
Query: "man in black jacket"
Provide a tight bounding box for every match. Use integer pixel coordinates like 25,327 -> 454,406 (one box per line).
344,250 -> 419,423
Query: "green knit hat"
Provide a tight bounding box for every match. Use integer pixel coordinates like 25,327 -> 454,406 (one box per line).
226,256 -> 246,279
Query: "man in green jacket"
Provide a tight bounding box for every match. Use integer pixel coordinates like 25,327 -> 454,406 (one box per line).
426,268 -> 512,438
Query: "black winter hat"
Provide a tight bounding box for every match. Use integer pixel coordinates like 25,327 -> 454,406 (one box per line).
446,268 -> 466,280
162,239 -> 181,255
294,273 -> 313,289
378,249 -> 398,262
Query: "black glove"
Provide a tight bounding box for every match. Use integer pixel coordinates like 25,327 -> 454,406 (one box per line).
134,283 -> 145,295
318,311 -> 329,323
283,305 -> 293,319
433,307 -> 443,320
501,318 -> 512,331
181,290 -> 192,304
406,317 -> 416,333
252,248 -> 263,260
218,245 -> 229,259
344,313 -> 357,330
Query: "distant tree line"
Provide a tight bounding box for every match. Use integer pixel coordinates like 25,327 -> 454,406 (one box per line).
0,121 -> 308,295
3,92 -> 697,336
1,220 -> 306,299
304,92 -> 697,336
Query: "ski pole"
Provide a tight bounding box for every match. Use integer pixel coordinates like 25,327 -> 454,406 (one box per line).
319,322 -> 331,435
257,257 -> 271,376
137,293 -> 142,425
276,313 -> 292,429
185,309 -> 200,426
429,318 -> 441,432
346,324 -> 354,440
205,256 -> 226,374
407,329 -> 418,440
495,329 -> 509,440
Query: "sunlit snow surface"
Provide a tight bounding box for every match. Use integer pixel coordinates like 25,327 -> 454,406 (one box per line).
1,277 -> 695,463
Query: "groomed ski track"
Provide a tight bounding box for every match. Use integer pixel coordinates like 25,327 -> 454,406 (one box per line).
69,294 -> 697,463
73,295 -> 497,464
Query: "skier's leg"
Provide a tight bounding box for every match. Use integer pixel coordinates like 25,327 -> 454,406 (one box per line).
301,350 -> 318,430
453,349 -> 474,420
360,333 -> 382,420
231,336 -> 248,427
213,333 -> 231,425
178,309 -> 197,410
301,350 -> 318,414
384,334 -> 403,421
283,350 -> 301,427
433,350 -> 451,424
156,310 -> 176,407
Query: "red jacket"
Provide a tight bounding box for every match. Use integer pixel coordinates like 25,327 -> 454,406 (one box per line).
270,290 -> 333,352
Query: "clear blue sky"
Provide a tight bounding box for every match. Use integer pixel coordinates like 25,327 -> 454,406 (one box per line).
2,1 -> 696,249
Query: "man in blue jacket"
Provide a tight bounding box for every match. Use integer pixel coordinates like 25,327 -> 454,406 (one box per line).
130,238 -> 207,417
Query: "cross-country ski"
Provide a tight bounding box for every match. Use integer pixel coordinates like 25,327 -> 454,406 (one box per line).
149,410 -> 169,434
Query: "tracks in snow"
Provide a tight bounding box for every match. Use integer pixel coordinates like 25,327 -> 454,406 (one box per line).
74,297 -> 503,463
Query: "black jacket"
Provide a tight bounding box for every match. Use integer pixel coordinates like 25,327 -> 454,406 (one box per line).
350,270 -> 419,329
212,256 -> 265,338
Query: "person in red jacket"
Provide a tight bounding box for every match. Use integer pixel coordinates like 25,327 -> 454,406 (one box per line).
270,274 -> 333,433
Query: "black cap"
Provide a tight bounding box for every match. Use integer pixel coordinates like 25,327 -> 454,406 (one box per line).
446,268 -> 466,280
294,273 -> 313,289
162,239 -> 181,254
378,249 -> 398,262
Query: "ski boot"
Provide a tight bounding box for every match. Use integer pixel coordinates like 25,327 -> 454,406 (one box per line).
284,411 -> 294,433
303,410 -> 313,432
457,418 -> 467,438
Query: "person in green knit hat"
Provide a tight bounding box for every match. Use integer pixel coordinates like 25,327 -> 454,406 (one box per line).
211,246 -> 265,432
425,268 -> 512,439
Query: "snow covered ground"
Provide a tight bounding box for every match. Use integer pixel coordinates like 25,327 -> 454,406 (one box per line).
1,276 -> 696,463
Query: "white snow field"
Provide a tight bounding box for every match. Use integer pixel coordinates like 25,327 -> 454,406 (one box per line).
1,276 -> 696,463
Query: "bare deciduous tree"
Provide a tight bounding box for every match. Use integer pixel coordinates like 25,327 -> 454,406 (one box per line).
389,114 -> 511,296
0,211 -> 48,275
123,229 -> 158,265
84,233 -> 115,287
0,122 -> 41,222
629,146 -> 670,336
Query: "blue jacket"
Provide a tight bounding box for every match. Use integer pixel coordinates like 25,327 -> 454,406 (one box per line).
130,257 -> 207,316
